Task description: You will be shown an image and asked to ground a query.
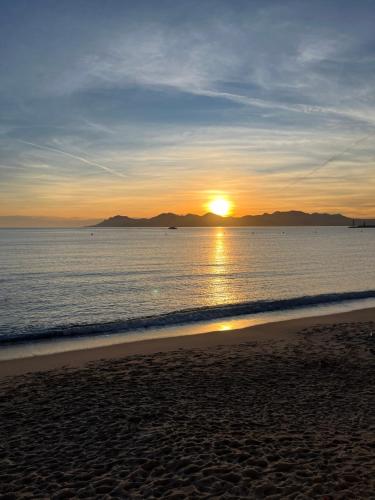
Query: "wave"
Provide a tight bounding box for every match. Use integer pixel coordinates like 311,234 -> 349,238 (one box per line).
1,289 -> 375,345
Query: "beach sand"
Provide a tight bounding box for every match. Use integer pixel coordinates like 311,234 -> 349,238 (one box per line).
0,308 -> 374,498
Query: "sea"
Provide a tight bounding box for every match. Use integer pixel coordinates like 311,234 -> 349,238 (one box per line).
1,226 -> 375,353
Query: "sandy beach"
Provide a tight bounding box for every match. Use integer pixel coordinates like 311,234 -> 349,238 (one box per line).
0,308 -> 374,498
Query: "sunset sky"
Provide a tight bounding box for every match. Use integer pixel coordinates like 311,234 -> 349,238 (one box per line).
1,0 -> 375,223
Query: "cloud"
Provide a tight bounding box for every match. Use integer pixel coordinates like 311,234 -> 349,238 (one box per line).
1,0 -> 375,216
37,13 -> 373,129
18,140 -> 128,179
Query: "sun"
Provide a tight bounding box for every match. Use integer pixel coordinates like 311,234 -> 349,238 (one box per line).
208,198 -> 232,217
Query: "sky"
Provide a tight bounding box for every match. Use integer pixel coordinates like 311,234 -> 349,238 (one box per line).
1,0 -> 375,223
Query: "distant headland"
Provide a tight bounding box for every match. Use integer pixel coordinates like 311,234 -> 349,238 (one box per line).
93,211 -> 374,228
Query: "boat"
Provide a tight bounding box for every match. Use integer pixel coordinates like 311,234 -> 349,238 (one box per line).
168,226 -> 178,230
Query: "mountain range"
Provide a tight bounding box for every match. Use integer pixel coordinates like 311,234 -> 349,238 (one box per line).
93,211 -> 366,227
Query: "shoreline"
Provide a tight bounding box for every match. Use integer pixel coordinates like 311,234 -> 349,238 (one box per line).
1,306 -> 374,378
1,305 -> 374,498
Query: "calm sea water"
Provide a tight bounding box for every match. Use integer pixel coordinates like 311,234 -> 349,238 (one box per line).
0,226 -> 374,343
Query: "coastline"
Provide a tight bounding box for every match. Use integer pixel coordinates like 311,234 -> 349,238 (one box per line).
1,306 -> 374,378
1,305 -> 374,498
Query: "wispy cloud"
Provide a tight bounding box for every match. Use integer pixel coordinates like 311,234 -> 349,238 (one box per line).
18,140 -> 128,179
1,0 -> 375,217
284,132 -> 375,187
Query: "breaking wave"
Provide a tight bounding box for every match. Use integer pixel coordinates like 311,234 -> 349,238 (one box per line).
1,289 -> 375,345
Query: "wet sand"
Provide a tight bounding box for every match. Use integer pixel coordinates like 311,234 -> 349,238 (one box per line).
0,308 -> 374,498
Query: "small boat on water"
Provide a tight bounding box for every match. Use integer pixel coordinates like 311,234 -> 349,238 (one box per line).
168,226 -> 178,230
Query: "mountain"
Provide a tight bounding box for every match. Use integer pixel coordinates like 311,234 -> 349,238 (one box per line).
94,211 -> 358,227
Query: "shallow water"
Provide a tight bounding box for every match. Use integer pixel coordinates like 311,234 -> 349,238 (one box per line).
0,226 -> 374,342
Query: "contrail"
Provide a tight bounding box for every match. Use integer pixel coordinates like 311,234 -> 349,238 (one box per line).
19,139 -> 127,179
286,133 -> 374,187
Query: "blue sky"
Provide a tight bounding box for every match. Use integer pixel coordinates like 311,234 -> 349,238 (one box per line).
1,0 -> 375,221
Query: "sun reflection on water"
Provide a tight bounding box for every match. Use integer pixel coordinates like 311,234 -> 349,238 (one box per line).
209,228 -> 236,305
218,323 -> 233,331
214,229 -> 226,265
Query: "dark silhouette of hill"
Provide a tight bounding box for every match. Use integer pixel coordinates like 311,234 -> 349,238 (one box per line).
94,211 -> 360,227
